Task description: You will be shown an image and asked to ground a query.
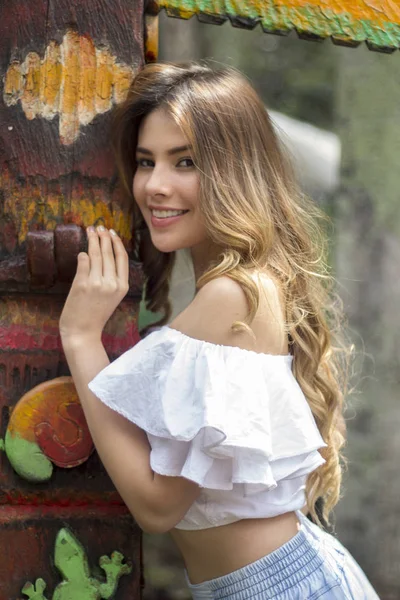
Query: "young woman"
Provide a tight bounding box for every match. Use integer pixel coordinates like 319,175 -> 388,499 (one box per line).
60,62 -> 379,599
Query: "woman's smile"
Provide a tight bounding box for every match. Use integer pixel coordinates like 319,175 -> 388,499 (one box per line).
150,209 -> 190,228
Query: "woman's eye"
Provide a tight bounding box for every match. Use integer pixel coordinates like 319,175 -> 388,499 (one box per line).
178,158 -> 194,168
136,158 -> 153,167
135,157 -> 194,168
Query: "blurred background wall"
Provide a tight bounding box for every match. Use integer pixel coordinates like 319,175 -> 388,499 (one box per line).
141,14 -> 400,599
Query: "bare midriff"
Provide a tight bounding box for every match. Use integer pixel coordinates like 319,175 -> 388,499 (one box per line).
170,511 -> 301,585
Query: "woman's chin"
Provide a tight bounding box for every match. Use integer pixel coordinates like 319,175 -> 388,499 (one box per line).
150,238 -> 182,254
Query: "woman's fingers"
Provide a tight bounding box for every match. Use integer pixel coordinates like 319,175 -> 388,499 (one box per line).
75,252 -> 90,280
86,226 -> 128,294
87,226 -> 103,281
110,229 -> 129,287
97,227 -> 117,281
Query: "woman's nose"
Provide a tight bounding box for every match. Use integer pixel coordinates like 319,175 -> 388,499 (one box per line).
144,165 -> 172,197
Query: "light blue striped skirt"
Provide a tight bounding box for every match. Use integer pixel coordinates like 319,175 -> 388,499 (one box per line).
186,510 -> 379,599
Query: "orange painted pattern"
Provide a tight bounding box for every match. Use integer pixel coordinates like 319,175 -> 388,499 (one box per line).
3,30 -> 137,145
169,0 -> 400,24
0,165 -> 133,245
272,0 -> 400,24
8,379 -> 80,442
158,0 -> 400,49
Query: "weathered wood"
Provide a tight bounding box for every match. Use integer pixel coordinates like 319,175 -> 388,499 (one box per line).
0,1 -> 145,597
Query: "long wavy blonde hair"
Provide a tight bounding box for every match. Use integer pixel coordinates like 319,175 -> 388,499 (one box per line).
112,61 -> 349,528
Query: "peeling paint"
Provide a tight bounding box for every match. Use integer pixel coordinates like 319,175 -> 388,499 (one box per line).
3,29 -> 137,145
0,296 -> 140,363
0,352 -> 61,398
156,0 -> 400,50
0,165 -> 134,246
40,41 -> 62,119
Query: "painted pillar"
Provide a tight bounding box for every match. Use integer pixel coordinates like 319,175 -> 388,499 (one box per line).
0,2 -> 148,597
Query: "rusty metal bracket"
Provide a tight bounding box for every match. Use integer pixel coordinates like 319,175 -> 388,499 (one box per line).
27,230 -> 57,288
54,224 -> 86,283
0,225 -> 144,297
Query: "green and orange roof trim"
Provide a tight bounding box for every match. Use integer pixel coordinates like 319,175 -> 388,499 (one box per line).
147,0 -> 400,53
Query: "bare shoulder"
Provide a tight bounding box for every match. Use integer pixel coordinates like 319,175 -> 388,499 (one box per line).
195,276 -> 249,314
169,272 -> 288,354
168,276 -> 252,348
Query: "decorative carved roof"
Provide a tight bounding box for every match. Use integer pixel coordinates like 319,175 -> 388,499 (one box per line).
147,0 -> 400,53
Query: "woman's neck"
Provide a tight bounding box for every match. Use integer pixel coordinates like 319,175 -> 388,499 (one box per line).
190,241 -> 223,282
189,244 -> 270,284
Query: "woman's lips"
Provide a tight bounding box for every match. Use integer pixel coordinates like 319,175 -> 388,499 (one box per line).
150,211 -> 189,228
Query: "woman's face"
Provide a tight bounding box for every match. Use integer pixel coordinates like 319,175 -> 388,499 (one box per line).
133,107 -> 208,254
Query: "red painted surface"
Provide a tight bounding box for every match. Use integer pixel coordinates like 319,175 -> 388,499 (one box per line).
0,490 -> 125,507
0,318 -> 141,353
36,402 -> 94,468
0,503 -> 129,517
0,294 -> 141,356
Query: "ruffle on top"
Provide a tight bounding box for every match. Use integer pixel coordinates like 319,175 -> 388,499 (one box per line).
88,325 -> 326,496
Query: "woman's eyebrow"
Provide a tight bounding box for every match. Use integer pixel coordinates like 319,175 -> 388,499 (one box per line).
136,145 -> 192,156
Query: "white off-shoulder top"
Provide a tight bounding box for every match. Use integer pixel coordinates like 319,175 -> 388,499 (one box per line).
88,325 -> 326,530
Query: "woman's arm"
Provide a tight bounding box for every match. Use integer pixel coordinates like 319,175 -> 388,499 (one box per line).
60,227 -> 200,534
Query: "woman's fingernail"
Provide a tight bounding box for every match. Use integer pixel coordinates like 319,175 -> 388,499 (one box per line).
110,229 -> 117,236
87,226 -> 95,233
97,225 -> 105,232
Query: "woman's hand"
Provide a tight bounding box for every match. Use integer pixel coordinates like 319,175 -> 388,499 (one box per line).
59,226 -> 129,343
